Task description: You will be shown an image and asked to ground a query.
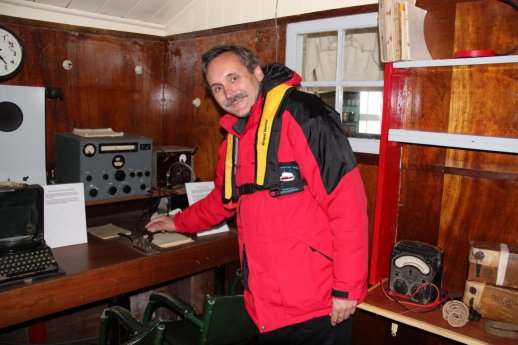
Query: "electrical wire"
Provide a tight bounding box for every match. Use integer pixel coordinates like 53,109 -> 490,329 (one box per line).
498,0 -> 518,11
497,45 -> 518,56
381,278 -> 448,313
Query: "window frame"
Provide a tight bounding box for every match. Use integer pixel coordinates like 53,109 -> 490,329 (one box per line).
285,12 -> 382,154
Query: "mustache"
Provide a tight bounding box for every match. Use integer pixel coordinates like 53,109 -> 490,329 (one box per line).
224,93 -> 248,107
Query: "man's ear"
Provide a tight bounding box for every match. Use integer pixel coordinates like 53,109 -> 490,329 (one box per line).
254,65 -> 265,81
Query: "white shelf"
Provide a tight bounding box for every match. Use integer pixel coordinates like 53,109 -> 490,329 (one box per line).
388,129 -> 518,154
393,55 -> 518,68
350,138 -> 380,154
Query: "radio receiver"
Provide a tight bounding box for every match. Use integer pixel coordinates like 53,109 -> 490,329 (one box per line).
55,133 -> 152,202
388,240 -> 444,304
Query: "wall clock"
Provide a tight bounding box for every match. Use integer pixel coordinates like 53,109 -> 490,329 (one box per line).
0,25 -> 24,81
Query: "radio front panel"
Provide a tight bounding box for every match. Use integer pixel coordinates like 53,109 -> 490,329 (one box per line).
55,133 -> 153,202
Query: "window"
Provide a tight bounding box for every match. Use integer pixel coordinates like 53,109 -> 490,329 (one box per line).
286,13 -> 383,154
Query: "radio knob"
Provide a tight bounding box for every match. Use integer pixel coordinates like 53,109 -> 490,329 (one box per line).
89,188 -> 98,198
114,170 -> 126,181
122,185 -> 131,194
140,184 -> 147,190
129,171 -> 136,178
103,173 -> 109,180
144,170 -> 151,177
137,171 -> 143,177
108,186 -> 118,195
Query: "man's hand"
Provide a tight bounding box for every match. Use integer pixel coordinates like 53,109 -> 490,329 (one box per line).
330,298 -> 357,326
145,215 -> 177,233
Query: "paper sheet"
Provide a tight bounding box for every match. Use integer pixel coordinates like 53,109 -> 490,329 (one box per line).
43,183 -> 88,248
88,223 -> 131,239
185,181 -> 229,237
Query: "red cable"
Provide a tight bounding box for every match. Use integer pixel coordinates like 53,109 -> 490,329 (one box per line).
381,278 -> 448,312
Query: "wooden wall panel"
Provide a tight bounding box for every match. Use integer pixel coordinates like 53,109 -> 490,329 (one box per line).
0,17 -> 167,171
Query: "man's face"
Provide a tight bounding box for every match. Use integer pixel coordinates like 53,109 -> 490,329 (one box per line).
205,52 -> 264,118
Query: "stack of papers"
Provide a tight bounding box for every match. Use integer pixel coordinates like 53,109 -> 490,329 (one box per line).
73,128 -> 124,137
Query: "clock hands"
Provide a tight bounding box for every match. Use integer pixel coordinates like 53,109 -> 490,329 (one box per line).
0,55 -> 7,66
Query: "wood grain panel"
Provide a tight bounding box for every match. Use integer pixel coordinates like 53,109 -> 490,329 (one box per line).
454,0 -> 518,55
438,175 -> 518,293
0,19 -> 166,171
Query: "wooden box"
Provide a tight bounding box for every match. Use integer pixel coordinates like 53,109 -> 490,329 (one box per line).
468,241 -> 518,289
463,280 -> 518,323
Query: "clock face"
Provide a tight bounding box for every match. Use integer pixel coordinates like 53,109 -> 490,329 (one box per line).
0,26 -> 24,80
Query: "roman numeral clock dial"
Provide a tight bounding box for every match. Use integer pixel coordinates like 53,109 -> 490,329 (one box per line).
0,25 -> 24,81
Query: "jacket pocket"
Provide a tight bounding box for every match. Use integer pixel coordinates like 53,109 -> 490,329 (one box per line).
309,245 -> 333,262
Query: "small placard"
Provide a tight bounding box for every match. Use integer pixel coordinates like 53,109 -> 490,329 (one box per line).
43,183 -> 87,248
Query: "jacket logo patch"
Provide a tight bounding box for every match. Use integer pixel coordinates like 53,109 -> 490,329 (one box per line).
280,171 -> 295,181
278,162 -> 304,196
279,163 -> 300,181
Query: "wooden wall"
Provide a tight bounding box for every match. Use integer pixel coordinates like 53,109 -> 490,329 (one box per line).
0,16 -> 168,173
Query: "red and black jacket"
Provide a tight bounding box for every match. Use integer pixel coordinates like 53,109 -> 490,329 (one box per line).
173,63 -> 369,333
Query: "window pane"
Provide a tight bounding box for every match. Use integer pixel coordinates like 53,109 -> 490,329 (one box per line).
300,86 -> 339,117
342,89 -> 382,138
342,28 -> 383,81
301,31 -> 338,82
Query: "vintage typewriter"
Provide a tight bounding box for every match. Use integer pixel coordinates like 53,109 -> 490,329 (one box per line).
0,183 -> 62,287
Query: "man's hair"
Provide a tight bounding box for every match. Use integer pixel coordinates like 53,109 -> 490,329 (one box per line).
201,45 -> 261,91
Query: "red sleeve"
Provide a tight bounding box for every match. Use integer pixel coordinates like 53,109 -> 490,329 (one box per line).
327,169 -> 369,302
173,138 -> 235,233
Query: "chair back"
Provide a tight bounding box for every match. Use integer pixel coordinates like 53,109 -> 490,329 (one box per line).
99,306 -> 166,345
199,294 -> 258,345
124,320 -> 166,345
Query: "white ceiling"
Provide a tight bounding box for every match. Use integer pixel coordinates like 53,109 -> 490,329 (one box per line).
0,0 -> 193,35
20,0 -> 191,26
0,0 -> 376,36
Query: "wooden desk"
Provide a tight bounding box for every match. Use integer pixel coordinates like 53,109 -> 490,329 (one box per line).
0,231 -> 238,329
358,281 -> 516,345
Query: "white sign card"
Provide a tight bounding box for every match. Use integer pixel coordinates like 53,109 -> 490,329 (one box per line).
43,183 -> 88,248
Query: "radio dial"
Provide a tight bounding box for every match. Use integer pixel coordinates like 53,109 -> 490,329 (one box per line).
137,171 -> 143,177
103,173 -> 109,180
85,175 -> 93,182
89,188 -> 98,198
140,184 -> 147,190
122,184 -> 131,194
108,186 -> 118,195
114,170 -> 126,181
83,144 -> 96,157
145,170 -> 150,177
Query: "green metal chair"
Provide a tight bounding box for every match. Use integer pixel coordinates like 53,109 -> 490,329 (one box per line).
99,306 -> 166,345
143,273 -> 258,345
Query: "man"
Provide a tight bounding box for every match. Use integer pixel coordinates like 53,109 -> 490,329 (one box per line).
146,45 -> 368,345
